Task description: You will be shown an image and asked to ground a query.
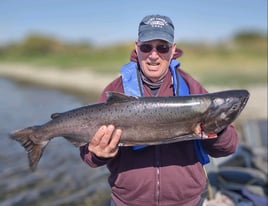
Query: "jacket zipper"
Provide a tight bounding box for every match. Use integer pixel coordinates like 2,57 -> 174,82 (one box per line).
156,164 -> 160,205
155,146 -> 161,206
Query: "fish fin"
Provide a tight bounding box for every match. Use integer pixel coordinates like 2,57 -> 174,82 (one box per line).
51,112 -> 61,119
106,92 -> 137,103
9,126 -> 48,171
123,134 -> 204,146
164,133 -> 202,143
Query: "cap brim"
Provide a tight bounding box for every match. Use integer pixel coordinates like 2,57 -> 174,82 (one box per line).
138,31 -> 173,43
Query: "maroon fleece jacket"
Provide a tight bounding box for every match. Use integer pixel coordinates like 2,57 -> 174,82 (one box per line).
80,49 -> 238,206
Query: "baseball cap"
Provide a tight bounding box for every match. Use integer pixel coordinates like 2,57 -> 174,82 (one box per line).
138,14 -> 174,43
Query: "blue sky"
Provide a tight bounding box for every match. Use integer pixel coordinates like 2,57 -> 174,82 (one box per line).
0,0 -> 267,46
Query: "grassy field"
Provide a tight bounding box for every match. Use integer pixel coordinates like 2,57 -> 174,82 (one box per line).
178,42 -> 267,86
0,32 -> 267,87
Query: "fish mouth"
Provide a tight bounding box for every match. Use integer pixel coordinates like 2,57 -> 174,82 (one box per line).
228,90 -> 250,119
237,90 -> 250,114
225,90 -> 250,115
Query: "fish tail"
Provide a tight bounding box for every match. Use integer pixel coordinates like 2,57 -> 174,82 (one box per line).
9,126 -> 48,171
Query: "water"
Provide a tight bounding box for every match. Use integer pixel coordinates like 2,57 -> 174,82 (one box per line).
0,78 -> 110,206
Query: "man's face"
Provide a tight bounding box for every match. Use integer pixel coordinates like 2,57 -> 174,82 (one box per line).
135,40 -> 176,82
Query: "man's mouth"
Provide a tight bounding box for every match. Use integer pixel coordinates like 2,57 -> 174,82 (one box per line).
147,62 -> 160,67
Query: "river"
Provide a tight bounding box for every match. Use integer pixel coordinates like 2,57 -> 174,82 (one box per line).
0,78 -> 110,206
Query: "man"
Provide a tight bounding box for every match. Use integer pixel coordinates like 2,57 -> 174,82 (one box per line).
80,14 -> 238,206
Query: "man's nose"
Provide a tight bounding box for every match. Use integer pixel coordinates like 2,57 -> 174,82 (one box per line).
149,49 -> 159,58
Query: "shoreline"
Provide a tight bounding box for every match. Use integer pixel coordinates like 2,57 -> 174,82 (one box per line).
0,62 -> 267,120
0,62 -> 118,101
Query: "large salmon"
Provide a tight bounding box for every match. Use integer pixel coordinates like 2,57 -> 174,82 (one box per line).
10,90 -> 249,170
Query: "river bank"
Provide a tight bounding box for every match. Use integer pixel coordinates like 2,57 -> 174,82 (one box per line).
0,62 -> 118,101
0,62 -> 267,120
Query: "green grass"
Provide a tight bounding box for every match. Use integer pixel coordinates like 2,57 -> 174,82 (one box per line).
0,34 -> 267,86
177,42 -> 267,86
0,44 -> 132,73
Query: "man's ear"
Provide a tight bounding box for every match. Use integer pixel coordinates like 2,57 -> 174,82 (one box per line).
135,41 -> 139,53
172,43 -> 177,52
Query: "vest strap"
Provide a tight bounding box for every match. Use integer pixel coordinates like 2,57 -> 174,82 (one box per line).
120,60 -> 210,164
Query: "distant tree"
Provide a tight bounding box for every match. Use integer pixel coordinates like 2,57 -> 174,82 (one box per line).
20,34 -> 63,54
233,31 -> 267,44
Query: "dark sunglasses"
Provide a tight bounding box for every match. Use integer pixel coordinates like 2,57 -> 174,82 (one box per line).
138,44 -> 172,54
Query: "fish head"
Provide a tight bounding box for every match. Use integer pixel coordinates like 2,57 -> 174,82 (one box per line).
202,90 -> 250,133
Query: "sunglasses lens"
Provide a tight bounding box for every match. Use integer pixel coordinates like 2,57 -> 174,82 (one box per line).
156,45 -> 170,53
139,44 -> 153,53
139,44 -> 171,53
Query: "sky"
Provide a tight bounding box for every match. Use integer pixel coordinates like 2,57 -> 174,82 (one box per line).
0,0 -> 267,46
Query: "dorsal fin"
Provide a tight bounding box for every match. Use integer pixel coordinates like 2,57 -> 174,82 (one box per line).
51,113 -> 61,119
106,92 -> 137,103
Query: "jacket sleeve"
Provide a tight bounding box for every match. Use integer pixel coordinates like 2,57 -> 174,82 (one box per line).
79,76 -> 124,168
203,125 -> 238,157
179,68 -> 239,157
79,143 -> 113,167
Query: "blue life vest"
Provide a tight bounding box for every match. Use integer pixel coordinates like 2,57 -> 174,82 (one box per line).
120,60 -> 210,164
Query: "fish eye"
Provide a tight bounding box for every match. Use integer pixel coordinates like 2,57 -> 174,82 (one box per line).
232,103 -> 239,110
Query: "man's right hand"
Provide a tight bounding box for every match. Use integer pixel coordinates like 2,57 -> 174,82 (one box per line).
88,125 -> 122,158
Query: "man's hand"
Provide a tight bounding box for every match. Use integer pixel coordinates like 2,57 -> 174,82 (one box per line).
88,125 -> 122,158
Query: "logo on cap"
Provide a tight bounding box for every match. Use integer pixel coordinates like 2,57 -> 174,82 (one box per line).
145,17 -> 168,28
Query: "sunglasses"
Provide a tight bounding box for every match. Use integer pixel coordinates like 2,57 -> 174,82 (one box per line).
138,44 -> 172,54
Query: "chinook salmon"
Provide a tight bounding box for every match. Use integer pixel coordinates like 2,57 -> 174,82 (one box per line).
10,89 -> 249,171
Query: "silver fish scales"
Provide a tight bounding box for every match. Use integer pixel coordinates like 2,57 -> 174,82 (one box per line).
9,89 -> 249,170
